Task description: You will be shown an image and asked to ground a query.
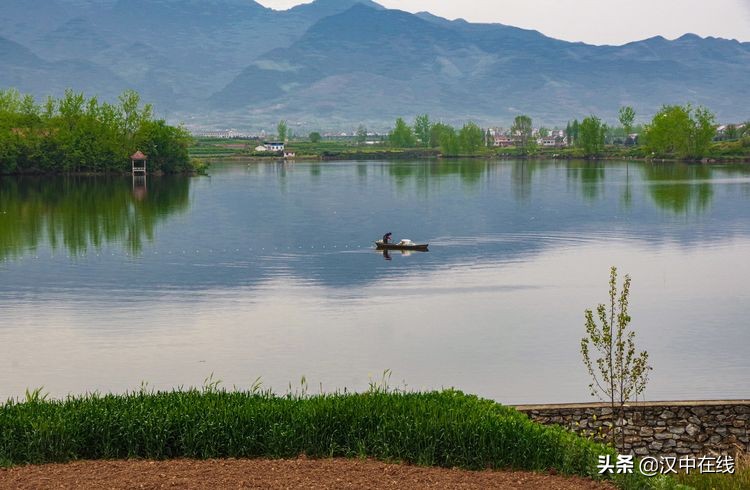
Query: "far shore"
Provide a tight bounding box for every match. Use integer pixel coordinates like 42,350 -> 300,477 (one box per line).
201,152 -> 750,164
3,154 -> 748,177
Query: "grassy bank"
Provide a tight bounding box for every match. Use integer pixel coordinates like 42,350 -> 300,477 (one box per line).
0,387 -> 678,488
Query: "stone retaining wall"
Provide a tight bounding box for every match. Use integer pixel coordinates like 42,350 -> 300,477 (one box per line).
514,400 -> 750,457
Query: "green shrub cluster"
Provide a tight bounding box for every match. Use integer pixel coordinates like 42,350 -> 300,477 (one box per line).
0,88 -> 193,174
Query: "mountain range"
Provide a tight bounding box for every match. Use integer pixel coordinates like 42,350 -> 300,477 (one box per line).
1,0 -> 748,130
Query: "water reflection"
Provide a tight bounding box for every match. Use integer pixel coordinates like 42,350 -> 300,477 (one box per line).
0,175 -> 190,259
2,160 -> 750,403
2,160 -> 750,271
511,161 -> 535,202
381,249 -> 427,261
642,164 -> 714,215
387,160 -> 490,189
566,161 -> 606,201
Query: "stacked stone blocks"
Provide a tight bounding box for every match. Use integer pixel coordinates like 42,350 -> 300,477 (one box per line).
515,401 -> 749,457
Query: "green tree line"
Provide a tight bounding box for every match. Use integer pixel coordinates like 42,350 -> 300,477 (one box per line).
387,115 -> 485,156
566,104 -> 750,159
386,104 -> 743,161
0,88 -> 194,174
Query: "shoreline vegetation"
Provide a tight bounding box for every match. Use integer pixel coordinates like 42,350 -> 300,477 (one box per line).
2,88 -> 747,174
193,106 -> 749,165
0,384 -> 676,490
194,142 -> 750,164
0,89 -> 205,176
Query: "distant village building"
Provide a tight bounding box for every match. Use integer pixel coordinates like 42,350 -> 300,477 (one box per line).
190,129 -> 251,139
714,124 -> 745,141
488,126 -> 570,148
538,130 -> 568,148
283,151 -> 296,159
550,129 -> 566,139
493,135 -> 514,147
254,142 -> 285,152
625,133 -> 639,146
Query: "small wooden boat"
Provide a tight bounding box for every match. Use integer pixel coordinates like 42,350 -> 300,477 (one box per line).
375,240 -> 429,251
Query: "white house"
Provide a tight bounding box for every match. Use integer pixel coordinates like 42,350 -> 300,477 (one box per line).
493,135 -> 514,147
264,142 -> 285,152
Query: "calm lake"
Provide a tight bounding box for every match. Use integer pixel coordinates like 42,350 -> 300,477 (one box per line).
1,160 -> 749,404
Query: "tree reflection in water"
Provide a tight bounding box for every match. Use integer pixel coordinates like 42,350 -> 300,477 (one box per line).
0,175 -> 191,260
642,164 -> 714,215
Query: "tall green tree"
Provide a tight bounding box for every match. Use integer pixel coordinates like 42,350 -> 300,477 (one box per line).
643,104 -> 716,159
135,120 -> 192,173
618,106 -> 636,137
388,117 -> 415,148
309,132 -> 322,143
578,116 -> 606,157
413,114 -> 431,147
429,122 -> 453,148
438,126 -> 460,156
119,89 -> 152,138
0,88 -> 23,113
569,119 -> 580,146
277,120 -> 288,142
511,115 -> 534,153
458,122 -> 484,155
356,125 -> 368,145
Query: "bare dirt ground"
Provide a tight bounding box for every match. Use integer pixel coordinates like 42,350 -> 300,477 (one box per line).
0,458 -> 615,489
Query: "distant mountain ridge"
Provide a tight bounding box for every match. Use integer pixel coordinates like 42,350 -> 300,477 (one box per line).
1,0 -> 748,128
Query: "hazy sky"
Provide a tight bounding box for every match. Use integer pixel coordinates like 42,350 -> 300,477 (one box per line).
256,0 -> 750,45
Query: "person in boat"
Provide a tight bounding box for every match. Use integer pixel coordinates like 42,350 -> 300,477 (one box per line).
382,232 -> 393,244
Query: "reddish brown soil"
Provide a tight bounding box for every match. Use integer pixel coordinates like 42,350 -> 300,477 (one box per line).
0,458 -> 615,489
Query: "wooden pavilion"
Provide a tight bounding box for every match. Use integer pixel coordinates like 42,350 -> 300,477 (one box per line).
131,151 -> 147,175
